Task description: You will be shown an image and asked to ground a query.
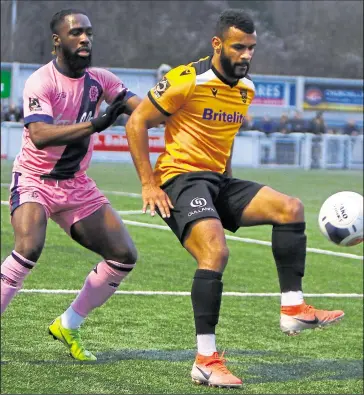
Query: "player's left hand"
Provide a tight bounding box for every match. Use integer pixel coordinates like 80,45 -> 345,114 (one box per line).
90,91 -> 127,133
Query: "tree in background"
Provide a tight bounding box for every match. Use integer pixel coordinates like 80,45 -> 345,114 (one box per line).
1,0 -> 362,78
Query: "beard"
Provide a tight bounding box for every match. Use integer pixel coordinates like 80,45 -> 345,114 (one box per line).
220,47 -> 250,79
62,45 -> 92,72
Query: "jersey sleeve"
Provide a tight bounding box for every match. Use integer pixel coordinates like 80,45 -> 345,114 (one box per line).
23,73 -> 54,126
98,69 -> 136,105
147,65 -> 195,116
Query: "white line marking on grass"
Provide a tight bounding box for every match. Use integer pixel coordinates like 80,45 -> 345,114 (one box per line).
1,184 -> 142,198
122,219 -> 364,261
18,289 -> 363,298
124,219 -> 171,230
101,190 -> 141,198
117,209 -> 145,215
1,201 -> 142,216
1,201 -> 362,260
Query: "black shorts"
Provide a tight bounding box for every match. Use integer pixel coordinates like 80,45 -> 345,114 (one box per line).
159,171 -> 264,243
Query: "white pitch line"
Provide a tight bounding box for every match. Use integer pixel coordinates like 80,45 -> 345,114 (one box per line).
0,201 -> 142,216
101,190 -> 141,198
117,209 -> 145,215
1,183 -> 142,198
122,219 -> 363,261
18,289 -> 363,298
124,219 -> 171,231
1,202 -> 363,261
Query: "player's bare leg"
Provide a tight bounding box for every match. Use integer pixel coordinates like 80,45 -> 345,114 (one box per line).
49,204 -> 137,360
239,186 -> 344,335
183,218 -> 242,388
1,203 -> 47,315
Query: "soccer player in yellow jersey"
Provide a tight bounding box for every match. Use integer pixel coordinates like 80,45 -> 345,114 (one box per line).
126,9 -> 344,388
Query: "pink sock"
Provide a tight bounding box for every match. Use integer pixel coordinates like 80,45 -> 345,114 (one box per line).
1,251 -> 36,315
71,260 -> 135,317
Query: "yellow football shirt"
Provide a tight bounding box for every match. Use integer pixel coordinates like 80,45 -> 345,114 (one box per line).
148,56 -> 255,185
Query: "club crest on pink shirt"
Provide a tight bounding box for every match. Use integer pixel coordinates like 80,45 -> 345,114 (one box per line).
89,86 -> 99,102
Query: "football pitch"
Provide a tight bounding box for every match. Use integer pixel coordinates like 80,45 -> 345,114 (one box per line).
1,159 -> 363,394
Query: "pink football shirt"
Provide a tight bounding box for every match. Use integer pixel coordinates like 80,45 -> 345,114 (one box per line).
13,60 -> 135,179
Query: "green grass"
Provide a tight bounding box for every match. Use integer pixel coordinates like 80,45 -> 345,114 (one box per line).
1,160 -> 363,394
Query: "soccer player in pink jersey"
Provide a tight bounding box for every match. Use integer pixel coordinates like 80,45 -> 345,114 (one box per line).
0,9 -> 142,361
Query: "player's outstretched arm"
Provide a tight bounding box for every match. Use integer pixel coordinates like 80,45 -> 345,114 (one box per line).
28,92 -> 126,149
28,121 -> 95,150
125,97 -> 174,218
122,95 -> 142,115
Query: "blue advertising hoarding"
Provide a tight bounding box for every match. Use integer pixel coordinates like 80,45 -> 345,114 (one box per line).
303,83 -> 363,112
251,81 -> 296,107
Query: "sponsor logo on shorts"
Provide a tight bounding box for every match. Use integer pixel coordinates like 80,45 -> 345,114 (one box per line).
188,207 -> 215,217
188,197 -> 214,217
29,191 -> 39,199
190,197 -> 207,208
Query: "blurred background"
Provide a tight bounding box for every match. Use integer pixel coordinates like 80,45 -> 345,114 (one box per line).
1,0 -> 363,169
1,0 -> 363,77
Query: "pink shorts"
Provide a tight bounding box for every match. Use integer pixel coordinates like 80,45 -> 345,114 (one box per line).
9,171 -> 110,235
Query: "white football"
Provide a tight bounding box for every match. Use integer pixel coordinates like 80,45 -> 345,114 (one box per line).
318,191 -> 363,246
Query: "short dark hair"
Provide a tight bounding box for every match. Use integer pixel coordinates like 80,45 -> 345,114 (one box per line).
50,9 -> 88,34
216,9 -> 255,38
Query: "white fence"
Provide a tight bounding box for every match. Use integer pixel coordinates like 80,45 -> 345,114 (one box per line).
1,122 -> 363,170
236,131 -> 363,170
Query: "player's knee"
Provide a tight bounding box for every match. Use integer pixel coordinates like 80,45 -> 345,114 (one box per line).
107,243 -> 138,266
215,245 -> 230,264
279,197 -> 304,223
14,240 -> 43,262
124,245 -> 138,265
200,245 -> 230,270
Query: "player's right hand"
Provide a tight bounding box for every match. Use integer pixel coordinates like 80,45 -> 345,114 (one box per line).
142,184 -> 174,218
